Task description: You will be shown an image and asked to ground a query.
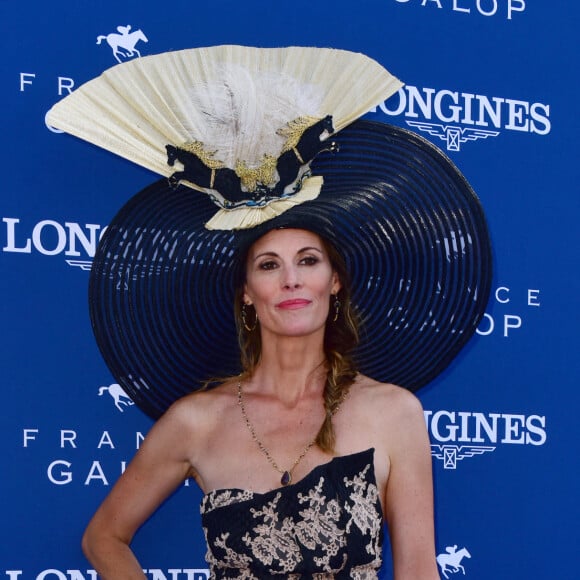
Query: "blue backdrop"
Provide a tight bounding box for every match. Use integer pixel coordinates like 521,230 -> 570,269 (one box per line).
2,1 -> 578,578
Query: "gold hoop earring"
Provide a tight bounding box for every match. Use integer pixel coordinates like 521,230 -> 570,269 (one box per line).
241,303 -> 258,332
332,294 -> 341,322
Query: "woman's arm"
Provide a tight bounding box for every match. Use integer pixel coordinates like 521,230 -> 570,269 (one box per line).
383,388 -> 439,580
81,400 -> 198,579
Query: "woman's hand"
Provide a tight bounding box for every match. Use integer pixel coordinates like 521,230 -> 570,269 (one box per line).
81,400 -> 198,578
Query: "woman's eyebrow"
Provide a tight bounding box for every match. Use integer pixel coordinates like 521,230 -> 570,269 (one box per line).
252,250 -> 279,262
252,246 -> 323,262
297,246 -> 323,254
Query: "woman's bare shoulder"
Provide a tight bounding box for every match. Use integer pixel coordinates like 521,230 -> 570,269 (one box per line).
158,379 -> 239,435
343,375 -> 430,473
348,374 -> 426,430
353,374 -> 423,408
141,379 -> 240,474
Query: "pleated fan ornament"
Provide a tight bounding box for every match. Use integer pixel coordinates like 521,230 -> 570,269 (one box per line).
47,45 -> 402,229
47,45 -> 492,419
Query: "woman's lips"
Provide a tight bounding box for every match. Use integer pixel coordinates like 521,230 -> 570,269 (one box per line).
276,299 -> 312,310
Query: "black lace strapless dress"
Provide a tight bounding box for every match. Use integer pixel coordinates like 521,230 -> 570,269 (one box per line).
200,448 -> 383,579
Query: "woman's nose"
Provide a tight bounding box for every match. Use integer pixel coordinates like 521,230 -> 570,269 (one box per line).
282,266 -> 302,289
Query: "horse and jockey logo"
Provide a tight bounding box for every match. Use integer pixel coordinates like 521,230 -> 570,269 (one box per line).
436,545 -> 471,579
98,383 -> 135,412
96,25 -> 148,63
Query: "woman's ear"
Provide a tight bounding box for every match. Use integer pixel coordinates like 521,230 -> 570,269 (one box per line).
331,272 -> 342,296
242,285 -> 252,306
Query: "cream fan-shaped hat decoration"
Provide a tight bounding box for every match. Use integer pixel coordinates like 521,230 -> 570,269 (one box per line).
46,45 -> 402,229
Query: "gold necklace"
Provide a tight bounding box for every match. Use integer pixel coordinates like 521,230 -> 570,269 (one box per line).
237,381 -> 319,486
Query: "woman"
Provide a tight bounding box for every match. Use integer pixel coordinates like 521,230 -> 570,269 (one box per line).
47,46 -> 492,578
81,226 -> 438,578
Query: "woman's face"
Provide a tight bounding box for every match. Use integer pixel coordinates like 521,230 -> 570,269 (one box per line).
243,228 -> 341,338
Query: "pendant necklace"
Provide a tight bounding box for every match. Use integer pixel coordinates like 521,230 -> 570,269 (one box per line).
237,381 -> 318,487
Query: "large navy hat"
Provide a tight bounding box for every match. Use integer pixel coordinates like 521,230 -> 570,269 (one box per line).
89,120 -> 492,419
47,46 -> 492,418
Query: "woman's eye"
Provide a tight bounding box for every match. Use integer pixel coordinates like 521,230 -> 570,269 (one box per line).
258,260 -> 278,270
300,256 -> 319,266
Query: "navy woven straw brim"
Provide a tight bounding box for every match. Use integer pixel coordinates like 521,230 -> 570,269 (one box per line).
89,120 -> 492,419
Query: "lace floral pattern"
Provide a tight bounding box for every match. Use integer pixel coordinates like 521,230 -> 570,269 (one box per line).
201,449 -> 383,578
202,489 -> 255,513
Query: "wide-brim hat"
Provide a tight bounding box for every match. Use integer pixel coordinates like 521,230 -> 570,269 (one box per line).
48,46 -> 492,419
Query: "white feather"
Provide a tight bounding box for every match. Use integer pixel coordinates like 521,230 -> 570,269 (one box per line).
184,64 -> 325,167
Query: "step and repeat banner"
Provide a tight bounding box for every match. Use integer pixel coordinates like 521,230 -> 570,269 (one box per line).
1,1 -> 578,579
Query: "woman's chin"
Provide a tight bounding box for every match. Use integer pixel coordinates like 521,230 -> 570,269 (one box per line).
267,322 -> 327,340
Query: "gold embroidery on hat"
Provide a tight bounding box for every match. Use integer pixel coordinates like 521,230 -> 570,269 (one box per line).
179,140 -> 225,169
278,116 -> 321,152
178,116 -> 326,195
235,154 -> 278,191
